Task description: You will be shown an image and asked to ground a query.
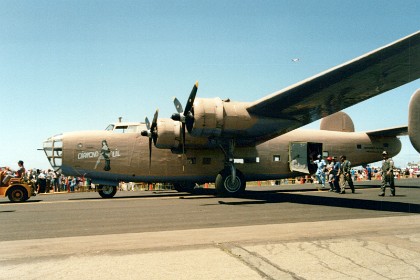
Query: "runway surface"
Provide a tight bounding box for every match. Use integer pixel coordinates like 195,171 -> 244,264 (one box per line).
1,179 -> 420,279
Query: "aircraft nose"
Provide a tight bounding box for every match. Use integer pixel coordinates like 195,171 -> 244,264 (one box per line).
43,134 -> 63,171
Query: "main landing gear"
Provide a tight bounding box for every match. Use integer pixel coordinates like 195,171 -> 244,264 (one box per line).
215,139 -> 246,196
98,185 -> 117,198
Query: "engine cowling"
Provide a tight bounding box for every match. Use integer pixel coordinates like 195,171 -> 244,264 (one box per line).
189,97 -> 256,138
155,119 -> 181,149
408,89 -> 420,153
154,118 -> 210,150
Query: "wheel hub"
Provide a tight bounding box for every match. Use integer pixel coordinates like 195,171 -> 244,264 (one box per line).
102,186 -> 114,195
224,175 -> 241,193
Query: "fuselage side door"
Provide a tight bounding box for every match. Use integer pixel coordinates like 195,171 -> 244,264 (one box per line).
289,142 -> 309,173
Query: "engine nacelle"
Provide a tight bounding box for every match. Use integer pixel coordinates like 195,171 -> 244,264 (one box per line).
154,118 -> 210,151
189,97 -> 255,138
155,119 -> 181,149
408,89 -> 420,153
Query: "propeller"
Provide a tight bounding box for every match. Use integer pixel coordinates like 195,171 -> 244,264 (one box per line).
141,109 -> 159,171
171,81 -> 198,171
171,81 -> 198,128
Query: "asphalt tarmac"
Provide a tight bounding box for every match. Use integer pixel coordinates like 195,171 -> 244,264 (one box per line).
1,178 -> 420,279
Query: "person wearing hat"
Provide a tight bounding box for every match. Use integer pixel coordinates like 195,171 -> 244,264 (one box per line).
379,151 -> 395,196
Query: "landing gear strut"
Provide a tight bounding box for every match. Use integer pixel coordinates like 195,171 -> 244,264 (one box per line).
215,139 -> 246,196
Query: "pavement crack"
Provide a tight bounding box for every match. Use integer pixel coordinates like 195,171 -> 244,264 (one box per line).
313,240 -> 392,279
215,242 -> 305,280
361,238 -> 420,273
384,244 -> 420,272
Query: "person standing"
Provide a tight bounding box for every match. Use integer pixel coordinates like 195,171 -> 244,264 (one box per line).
338,155 -> 355,194
366,165 -> 372,180
379,151 -> 395,196
313,155 -> 326,189
331,157 -> 341,193
325,157 -> 335,191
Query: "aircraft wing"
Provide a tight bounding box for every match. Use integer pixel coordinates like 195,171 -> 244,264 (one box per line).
366,125 -> 408,137
247,31 -> 420,141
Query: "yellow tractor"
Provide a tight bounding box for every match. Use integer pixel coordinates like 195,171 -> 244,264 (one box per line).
0,174 -> 35,202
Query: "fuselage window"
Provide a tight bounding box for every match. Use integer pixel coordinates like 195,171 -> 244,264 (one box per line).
273,155 -> 281,162
357,144 -> 362,149
243,157 -> 260,163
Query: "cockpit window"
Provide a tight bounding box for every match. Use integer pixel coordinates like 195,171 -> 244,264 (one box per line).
125,126 -> 139,133
105,124 -> 115,131
105,124 -> 142,133
114,126 -> 129,133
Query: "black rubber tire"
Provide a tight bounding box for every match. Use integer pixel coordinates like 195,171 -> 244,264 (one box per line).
215,168 -> 246,197
8,186 -> 29,202
98,185 -> 117,198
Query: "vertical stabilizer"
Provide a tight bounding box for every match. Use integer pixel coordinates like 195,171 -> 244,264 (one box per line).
320,111 -> 355,132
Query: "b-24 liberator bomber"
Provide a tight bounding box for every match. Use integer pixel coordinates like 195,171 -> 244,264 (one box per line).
43,31 -> 420,198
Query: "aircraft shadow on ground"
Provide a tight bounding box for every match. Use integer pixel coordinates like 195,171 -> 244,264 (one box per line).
220,190 -> 420,214
5,187 -> 418,214
67,192 -> 193,201
66,188 -> 420,214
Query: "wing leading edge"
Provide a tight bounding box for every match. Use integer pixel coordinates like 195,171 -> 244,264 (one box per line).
247,31 -> 420,141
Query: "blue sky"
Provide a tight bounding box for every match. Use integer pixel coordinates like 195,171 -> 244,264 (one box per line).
0,0 -> 419,170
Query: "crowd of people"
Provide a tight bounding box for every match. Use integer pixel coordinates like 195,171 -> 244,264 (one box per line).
1,161 -> 90,193
312,150 -> 398,196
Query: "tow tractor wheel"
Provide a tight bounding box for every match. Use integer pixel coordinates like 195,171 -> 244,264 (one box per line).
98,185 -> 117,198
8,186 -> 29,202
215,168 -> 246,197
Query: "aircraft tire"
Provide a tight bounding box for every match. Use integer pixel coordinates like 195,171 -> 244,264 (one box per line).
7,186 -> 29,203
98,185 -> 117,198
215,168 -> 246,197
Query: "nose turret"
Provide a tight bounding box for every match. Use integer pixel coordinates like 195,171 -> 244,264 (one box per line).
43,134 -> 63,171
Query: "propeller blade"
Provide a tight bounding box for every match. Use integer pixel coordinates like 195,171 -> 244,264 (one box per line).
184,81 -> 198,114
152,109 -> 159,127
182,122 -> 186,171
173,97 -> 183,113
145,116 -> 150,130
149,138 -> 152,172
141,109 -> 159,173
151,109 -> 159,145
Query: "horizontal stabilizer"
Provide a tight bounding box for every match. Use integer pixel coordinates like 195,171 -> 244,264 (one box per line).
366,126 -> 408,137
